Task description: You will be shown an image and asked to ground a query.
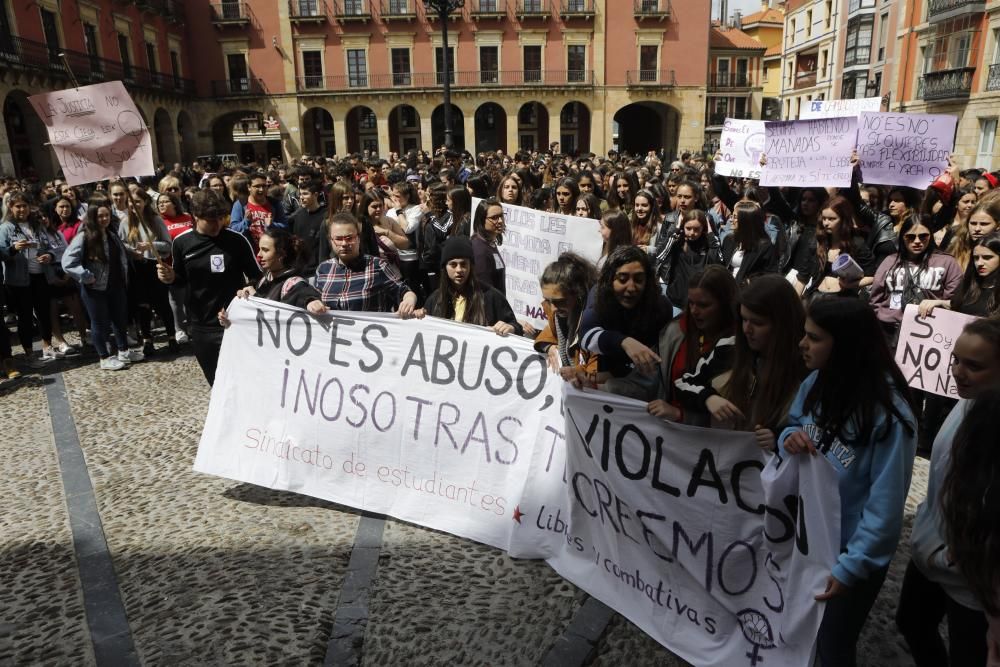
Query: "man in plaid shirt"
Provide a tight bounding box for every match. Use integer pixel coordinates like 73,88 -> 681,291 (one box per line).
311,212 -> 417,316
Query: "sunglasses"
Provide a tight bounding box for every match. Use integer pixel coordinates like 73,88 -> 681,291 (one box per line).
904,233 -> 930,242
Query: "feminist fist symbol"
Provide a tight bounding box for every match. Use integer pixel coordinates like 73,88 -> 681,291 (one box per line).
736,609 -> 776,666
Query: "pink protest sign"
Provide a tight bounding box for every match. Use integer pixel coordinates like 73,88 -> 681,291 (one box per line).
29,81 -> 154,186
895,304 -> 976,398
858,112 -> 956,188
715,118 -> 765,180
759,117 -> 857,188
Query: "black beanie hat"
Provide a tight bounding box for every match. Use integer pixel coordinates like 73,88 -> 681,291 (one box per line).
440,236 -> 475,268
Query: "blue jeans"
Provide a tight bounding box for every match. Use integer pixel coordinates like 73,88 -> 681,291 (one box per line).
79,284 -> 129,358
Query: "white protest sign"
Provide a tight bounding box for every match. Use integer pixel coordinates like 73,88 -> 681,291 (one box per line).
533,388 -> 838,667
800,96 -> 882,120
760,117 -> 857,188
472,199 -> 602,330
895,304 -> 976,398
857,112 -> 957,188
28,81 -> 154,186
715,119 -> 766,180
196,298 -> 563,550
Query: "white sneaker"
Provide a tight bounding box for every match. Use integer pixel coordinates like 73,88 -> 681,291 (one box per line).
41,348 -> 59,361
56,342 -> 78,356
175,330 -> 189,344
127,348 -> 144,362
117,350 -> 132,365
100,356 -> 126,371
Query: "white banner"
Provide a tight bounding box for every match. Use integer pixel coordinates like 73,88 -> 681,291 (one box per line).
197,300 -> 840,665
760,118 -> 858,188
800,96 -> 882,120
716,119 -> 766,180
472,198 -> 603,331
857,112 -> 956,188
895,304 -> 976,398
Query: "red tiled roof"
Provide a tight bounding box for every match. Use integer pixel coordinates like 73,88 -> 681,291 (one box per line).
763,43 -> 782,57
710,27 -> 767,51
741,7 -> 784,26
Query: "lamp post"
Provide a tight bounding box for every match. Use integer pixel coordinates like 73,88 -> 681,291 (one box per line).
424,0 -> 464,149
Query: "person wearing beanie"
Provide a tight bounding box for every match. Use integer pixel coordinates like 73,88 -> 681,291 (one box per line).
415,236 -> 522,336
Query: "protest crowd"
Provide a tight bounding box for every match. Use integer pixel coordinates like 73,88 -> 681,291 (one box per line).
2,136 -> 1000,666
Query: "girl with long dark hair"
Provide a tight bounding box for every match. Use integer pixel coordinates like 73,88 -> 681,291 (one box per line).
781,297 -> 918,667
598,210 -> 632,270
553,177 -> 580,216
802,195 -> 877,300
920,232 -> 1000,319
574,192 -> 602,221
630,189 -> 661,250
121,188 -> 175,356
606,170 -> 638,215
535,252 -> 599,386
722,200 -> 778,284
471,198 -> 507,295
656,209 -> 723,307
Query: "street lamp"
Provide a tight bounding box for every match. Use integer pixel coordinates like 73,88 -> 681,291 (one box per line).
424,0 -> 465,149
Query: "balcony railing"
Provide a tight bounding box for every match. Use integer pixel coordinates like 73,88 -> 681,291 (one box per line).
289,0 -> 329,22
209,1 -> 250,23
987,63 -> 1000,93
918,66 -> 975,101
626,69 -> 676,85
471,0 -> 507,17
294,69 -> 594,92
927,0 -> 985,22
336,0 -> 371,20
634,0 -> 671,20
211,78 -> 267,96
517,0 -> 550,18
561,0 -> 593,17
380,0 -> 415,19
0,34 -> 195,95
707,112 -> 751,127
709,72 -> 753,88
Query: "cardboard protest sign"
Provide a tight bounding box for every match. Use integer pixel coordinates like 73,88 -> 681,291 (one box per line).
715,119 -> 765,180
800,96 -> 882,120
895,304 -> 976,398
760,117 -> 857,188
857,112 -> 957,188
471,199 -> 602,330
28,81 -> 153,186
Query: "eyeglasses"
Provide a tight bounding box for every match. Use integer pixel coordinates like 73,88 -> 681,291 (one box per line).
904,233 -> 930,242
486,214 -> 504,222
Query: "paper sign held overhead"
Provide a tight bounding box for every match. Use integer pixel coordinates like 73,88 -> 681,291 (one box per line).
29,81 -> 154,186
760,117 -> 858,188
800,96 -> 882,120
715,118 -> 765,180
857,112 -> 957,188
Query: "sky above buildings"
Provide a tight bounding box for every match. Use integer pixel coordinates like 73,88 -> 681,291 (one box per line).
713,0 -> 769,21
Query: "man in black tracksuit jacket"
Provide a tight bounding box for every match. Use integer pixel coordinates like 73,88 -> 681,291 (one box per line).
158,190 -> 262,385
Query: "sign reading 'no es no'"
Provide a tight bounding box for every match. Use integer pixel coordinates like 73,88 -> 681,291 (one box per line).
29,81 -> 154,186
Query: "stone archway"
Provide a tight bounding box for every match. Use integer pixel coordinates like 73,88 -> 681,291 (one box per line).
388,104 -> 421,155
431,103 -> 465,151
303,107 -> 335,157
475,102 -> 507,154
153,108 -> 177,165
612,101 -> 680,157
516,102 -> 548,153
345,106 -> 378,155
559,101 -> 591,155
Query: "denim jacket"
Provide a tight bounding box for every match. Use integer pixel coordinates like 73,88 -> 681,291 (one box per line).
61,230 -> 130,291
0,220 -> 61,287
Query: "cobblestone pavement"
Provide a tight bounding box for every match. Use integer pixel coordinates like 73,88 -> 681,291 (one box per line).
1,344 -> 925,666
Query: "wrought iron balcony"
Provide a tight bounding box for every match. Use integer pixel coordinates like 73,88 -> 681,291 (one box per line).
209,1 -> 250,24
626,69 -> 676,86
634,0 -> 670,20
918,67 -> 975,101
294,69 -> 593,92
471,0 -> 507,19
336,0 -> 371,20
0,34 -> 195,95
987,63 -> 1000,93
927,0 -> 985,22
379,0 -> 415,20
289,0 -> 329,22
517,0 -> 550,19
709,72 -> 753,89
211,78 -> 267,96
561,0 -> 593,18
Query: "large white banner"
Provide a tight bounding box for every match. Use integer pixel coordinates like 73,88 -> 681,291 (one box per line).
472,198 -> 603,331
197,299 -> 840,665
800,96 -> 882,120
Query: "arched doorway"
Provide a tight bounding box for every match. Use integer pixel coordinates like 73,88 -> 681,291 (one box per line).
303,107 -> 335,157
559,101 -> 591,155
388,104 -> 421,155
431,104 -> 465,151
211,110 -> 282,164
612,102 -> 679,157
516,102 -> 547,153
346,106 -> 378,155
177,110 -> 196,164
3,91 -> 51,178
153,108 -> 177,165
475,102 -> 506,153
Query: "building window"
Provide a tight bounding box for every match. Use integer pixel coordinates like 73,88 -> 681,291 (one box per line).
567,44 -> 586,82
480,45 -> 498,84
844,16 -> 873,67
523,0 -> 542,11
391,48 -> 411,85
302,50 -> 323,89
343,0 -> 364,15
40,8 -> 60,60
347,49 -> 367,87
226,53 -> 248,91
400,106 -> 416,128
806,10 -> 812,37
848,0 -> 875,12
118,34 -> 133,79
83,23 -> 101,72
145,42 -> 157,71
841,72 -> 868,99
518,104 -> 537,125
977,118 -> 997,170
170,50 -> 181,85
297,0 -> 320,15
388,0 -> 408,12
639,44 -> 657,81
435,46 -> 455,84
523,44 -> 542,82
949,33 -> 972,69
877,13 -> 889,61
360,109 -> 376,130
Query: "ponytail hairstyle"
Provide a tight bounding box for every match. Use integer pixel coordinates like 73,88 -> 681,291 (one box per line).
261,226 -> 307,274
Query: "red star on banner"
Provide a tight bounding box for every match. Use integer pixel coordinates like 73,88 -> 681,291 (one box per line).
512,505 -> 524,524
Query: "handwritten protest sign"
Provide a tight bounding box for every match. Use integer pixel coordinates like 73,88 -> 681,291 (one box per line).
472,199 -> 602,330
28,81 -> 153,186
895,304 -> 976,398
760,117 -> 857,188
715,119 -> 765,180
197,298 -> 839,666
800,96 -> 882,120
857,112 -> 956,188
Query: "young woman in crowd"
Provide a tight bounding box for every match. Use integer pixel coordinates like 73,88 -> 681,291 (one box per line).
722,200 -> 778,284
606,171 -> 638,216
497,174 -> 524,207
386,180 -> 423,244
580,245 -> 672,394
887,187 -> 918,235
419,184 -> 464,295
553,178 -> 580,217
57,183 -> 88,221
712,275 -> 806,448
358,190 -> 406,264
121,189 -> 176,356
630,189 -> 661,250
781,297 -> 918,667
207,175 -> 231,207
801,196 -> 877,300
51,195 -> 83,244
920,232 -> 1000,319
897,317 -> 1000,667
645,265 -> 736,424
574,193 -> 602,221
41,208 -> 86,356
656,209 -> 723,308
417,236 -> 520,337
156,192 -> 192,345
535,253 -> 599,387
577,171 -> 603,202
934,186 -> 976,250
974,172 -> 999,198
0,192 -> 59,365
62,200 -> 137,370
471,198 -> 507,295
598,210 -> 632,270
